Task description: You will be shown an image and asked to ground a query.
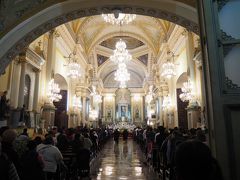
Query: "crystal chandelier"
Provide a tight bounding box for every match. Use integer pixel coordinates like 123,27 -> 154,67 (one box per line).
89,106 -> 98,120
72,95 -> 82,108
119,81 -> 127,89
102,13 -> 136,25
162,96 -> 171,110
67,62 -> 81,79
161,51 -> 176,79
110,39 -> 132,64
114,63 -> 130,82
179,80 -> 194,102
47,79 -> 62,103
161,62 -> 176,79
65,47 -> 81,79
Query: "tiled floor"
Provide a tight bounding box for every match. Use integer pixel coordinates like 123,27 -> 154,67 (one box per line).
91,139 -> 159,180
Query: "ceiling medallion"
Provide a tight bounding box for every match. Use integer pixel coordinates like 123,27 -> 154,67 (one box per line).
47,79 -> 62,103
161,51 -> 176,79
110,39 -> 132,64
179,79 -> 194,102
102,12 -> 136,25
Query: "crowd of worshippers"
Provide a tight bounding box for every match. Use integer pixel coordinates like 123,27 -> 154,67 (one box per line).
133,126 -> 224,180
0,126 -> 111,180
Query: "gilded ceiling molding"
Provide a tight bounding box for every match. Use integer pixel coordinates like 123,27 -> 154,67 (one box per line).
76,16 -> 97,34
88,31 -> 157,56
0,4 -> 198,74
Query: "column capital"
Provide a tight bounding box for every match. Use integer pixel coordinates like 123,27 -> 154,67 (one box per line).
49,29 -> 60,38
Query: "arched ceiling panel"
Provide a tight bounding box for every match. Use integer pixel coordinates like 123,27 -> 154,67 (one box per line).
103,70 -> 143,88
70,15 -> 172,55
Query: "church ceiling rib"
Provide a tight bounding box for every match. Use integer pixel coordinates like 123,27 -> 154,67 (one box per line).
72,15 -> 172,56
88,32 -> 156,56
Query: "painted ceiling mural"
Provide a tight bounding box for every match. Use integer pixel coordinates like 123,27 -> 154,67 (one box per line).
137,54 -> 148,66
97,54 -> 108,67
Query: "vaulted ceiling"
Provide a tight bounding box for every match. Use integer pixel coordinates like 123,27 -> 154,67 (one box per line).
66,15 -> 178,88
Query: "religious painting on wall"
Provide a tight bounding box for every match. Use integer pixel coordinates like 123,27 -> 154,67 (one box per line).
121,106 -> 126,117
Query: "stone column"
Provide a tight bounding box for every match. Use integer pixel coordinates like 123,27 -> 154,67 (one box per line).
158,96 -> 163,126
46,29 -> 57,84
33,69 -> 40,111
185,31 -> 195,86
185,31 -> 200,128
18,54 -> 27,108
10,57 -> 21,108
82,96 -> 86,126
42,29 -> 58,130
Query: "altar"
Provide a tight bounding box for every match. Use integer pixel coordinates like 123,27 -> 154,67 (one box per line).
115,88 -> 131,122
108,122 -> 136,131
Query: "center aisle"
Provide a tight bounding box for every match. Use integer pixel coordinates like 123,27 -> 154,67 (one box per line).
91,138 -> 159,180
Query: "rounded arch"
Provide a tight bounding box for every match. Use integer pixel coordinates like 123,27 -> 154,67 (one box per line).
176,72 -> 188,88
0,0 -> 198,74
97,58 -> 148,80
54,73 -> 68,90
89,31 -> 156,55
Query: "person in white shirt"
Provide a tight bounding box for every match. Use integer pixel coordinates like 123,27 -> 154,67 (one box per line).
37,135 -> 63,180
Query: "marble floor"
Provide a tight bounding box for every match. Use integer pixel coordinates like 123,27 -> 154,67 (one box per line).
91,139 -> 159,180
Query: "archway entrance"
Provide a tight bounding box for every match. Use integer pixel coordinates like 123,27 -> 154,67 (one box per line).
0,0 -> 198,74
0,1 -> 239,180
53,74 -> 68,128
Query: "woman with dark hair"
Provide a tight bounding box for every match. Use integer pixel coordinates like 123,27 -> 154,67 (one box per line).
175,141 -> 224,180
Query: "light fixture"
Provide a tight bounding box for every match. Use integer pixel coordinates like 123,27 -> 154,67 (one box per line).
179,79 -> 194,102
110,39 -> 132,64
89,106 -> 98,120
114,63 -> 130,82
72,95 -> 82,108
102,12 -> 136,25
162,95 -> 171,110
65,47 -> 81,79
67,62 -> 81,79
161,51 -> 176,79
47,79 -> 62,103
119,81 -> 127,89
